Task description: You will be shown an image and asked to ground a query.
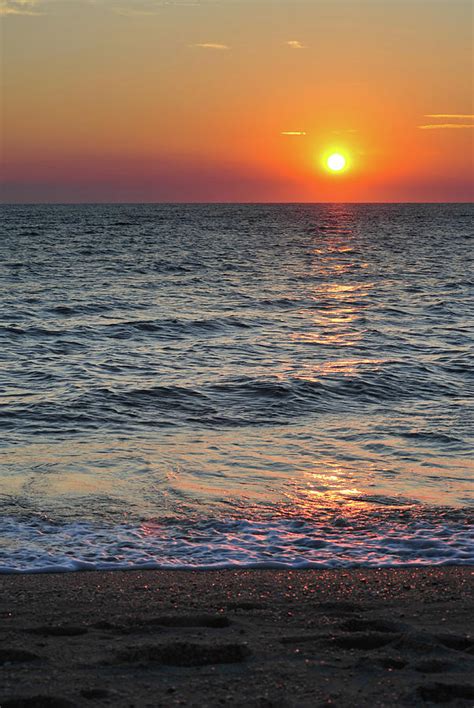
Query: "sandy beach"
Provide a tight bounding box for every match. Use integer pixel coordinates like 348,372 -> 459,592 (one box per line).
1,567 -> 473,707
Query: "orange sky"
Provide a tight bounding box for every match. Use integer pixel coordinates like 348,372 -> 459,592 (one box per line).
1,0 -> 473,202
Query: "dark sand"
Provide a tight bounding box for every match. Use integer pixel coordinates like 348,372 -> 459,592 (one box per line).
1,568 -> 473,707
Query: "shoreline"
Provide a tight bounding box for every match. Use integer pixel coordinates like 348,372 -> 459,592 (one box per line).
1,567 -> 473,706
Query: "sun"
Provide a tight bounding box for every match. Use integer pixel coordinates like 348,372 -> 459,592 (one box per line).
318,147 -> 352,175
326,153 -> 347,172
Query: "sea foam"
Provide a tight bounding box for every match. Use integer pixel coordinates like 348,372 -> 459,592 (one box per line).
1,514 -> 472,573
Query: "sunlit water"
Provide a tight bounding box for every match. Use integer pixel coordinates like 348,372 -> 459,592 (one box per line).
1,203 -> 473,572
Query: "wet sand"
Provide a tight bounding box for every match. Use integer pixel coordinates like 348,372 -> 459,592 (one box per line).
1,567 -> 473,707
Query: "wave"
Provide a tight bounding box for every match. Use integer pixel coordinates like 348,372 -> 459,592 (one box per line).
0,316 -> 255,342
210,367 -> 464,408
49,303 -> 113,316
1,365 -> 469,433
103,316 -> 254,337
0,509 -> 472,573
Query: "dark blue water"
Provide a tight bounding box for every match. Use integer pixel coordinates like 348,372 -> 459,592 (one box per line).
1,203 -> 473,572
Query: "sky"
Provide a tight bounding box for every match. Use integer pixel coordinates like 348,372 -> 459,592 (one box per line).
1,0 -> 473,202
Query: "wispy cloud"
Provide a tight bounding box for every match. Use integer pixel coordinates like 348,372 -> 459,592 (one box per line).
281,131 -> 307,136
425,114 -> 474,119
1,0 -> 201,17
419,113 -> 474,130
418,124 -> 474,130
0,0 -> 41,15
285,40 -> 307,50
192,42 -> 229,50
114,1 -> 200,15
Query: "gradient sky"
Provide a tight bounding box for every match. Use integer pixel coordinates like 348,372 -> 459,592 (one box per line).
1,0 -> 473,202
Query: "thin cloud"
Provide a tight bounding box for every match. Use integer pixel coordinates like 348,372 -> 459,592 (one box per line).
281,131 -> 307,136
115,8 -> 157,15
1,1 -> 201,16
285,40 -> 307,50
115,1 -> 200,15
192,42 -> 229,50
418,124 -> 474,130
425,114 -> 474,119
0,0 -> 42,15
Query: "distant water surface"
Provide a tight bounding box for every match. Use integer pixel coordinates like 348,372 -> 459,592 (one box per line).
1,203 -> 473,571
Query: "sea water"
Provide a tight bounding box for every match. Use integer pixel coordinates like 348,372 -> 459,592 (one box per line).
1,203 -> 473,572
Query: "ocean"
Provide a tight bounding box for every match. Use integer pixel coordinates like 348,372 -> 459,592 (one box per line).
1,203 -> 473,572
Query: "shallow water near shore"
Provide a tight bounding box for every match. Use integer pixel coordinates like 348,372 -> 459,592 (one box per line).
1,203 -> 473,572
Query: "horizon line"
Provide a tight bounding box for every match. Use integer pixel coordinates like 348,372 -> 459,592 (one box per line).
1,200 -> 473,206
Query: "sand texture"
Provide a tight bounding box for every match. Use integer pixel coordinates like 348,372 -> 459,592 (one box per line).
1,568 -> 473,707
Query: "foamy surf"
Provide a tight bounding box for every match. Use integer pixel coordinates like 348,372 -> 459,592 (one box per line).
1,512 -> 472,573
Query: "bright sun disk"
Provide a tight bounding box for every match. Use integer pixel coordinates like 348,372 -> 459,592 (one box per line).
327,153 -> 346,171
